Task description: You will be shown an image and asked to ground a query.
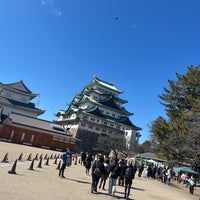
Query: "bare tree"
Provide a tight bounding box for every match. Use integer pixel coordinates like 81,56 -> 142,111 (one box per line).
95,133 -> 127,159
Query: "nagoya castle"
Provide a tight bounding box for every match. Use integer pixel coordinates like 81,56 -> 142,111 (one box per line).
55,75 -> 141,153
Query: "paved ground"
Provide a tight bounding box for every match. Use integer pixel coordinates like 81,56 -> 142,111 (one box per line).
0,141 -> 200,200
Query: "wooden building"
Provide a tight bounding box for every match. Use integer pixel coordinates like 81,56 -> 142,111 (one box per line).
0,80 -> 78,151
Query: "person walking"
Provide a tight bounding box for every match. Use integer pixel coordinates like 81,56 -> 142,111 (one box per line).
99,159 -> 110,190
138,163 -> 144,178
85,153 -> 93,175
108,158 -> 121,196
118,159 -> 126,186
188,175 -> 195,195
124,161 -> 135,199
91,155 -> 104,193
59,148 -> 71,178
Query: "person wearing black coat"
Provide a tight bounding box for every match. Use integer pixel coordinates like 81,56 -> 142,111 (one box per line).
99,159 -> 110,190
124,161 -> 135,199
91,155 -> 104,193
85,153 -> 93,175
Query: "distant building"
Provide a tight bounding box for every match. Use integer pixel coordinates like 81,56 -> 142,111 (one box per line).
55,75 -> 142,153
0,80 -> 77,151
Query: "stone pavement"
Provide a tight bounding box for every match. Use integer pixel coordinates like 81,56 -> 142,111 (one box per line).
0,141 -> 200,200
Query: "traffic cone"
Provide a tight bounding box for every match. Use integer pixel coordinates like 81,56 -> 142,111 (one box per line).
27,153 -> 32,161
39,154 -> 43,160
18,153 -> 23,161
44,154 -> 47,160
35,153 -> 39,160
37,158 -> 42,168
56,160 -> 61,170
28,159 -> 35,170
8,159 -> 17,174
45,157 -> 49,166
54,157 -> 58,164
1,153 -> 9,163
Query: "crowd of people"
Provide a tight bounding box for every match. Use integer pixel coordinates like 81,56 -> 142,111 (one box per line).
81,152 -> 138,199
58,150 -> 198,198
141,162 -> 197,195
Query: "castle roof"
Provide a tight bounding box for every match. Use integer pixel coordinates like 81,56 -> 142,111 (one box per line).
87,75 -> 123,94
0,80 -> 37,100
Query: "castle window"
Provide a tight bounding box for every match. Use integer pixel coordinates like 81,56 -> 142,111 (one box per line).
91,117 -> 95,121
89,125 -> 93,129
83,116 -> 87,120
81,123 -> 85,127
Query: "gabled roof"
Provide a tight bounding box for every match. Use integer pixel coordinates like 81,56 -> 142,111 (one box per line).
99,95 -> 120,110
89,75 -> 123,94
0,80 -> 37,99
0,96 -> 45,115
72,94 -> 131,116
121,107 -> 133,116
85,106 -> 104,117
81,87 -> 128,105
118,117 -> 142,130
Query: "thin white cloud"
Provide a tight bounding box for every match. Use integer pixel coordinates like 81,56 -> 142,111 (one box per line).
41,0 -> 54,5
40,0 -> 62,18
52,9 -> 62,18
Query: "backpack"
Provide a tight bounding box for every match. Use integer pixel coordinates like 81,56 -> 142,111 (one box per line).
94,167 -> 101,177
125,167 -> 134,179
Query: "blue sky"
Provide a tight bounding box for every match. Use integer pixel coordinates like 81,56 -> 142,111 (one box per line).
0,0 -> 200,144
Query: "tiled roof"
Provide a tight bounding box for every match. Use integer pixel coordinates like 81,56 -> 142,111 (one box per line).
3,112 -> 72,136
91,75 -> 123,93
0,96 -> 45,114
99,95 -> 120,110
